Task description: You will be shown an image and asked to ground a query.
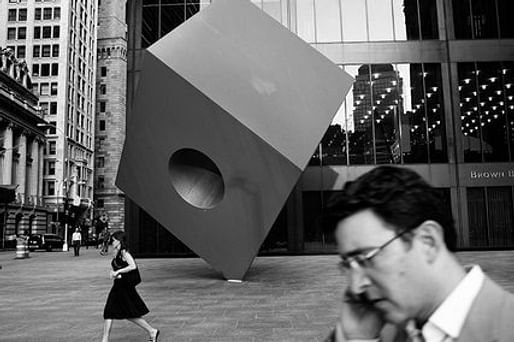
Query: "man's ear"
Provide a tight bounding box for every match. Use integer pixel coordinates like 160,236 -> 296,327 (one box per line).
416,220 -> 445,263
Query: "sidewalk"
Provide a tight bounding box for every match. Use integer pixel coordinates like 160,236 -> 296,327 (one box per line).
1,248 -> 513,342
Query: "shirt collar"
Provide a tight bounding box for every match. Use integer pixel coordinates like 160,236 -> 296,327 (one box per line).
422,265 -> 484,339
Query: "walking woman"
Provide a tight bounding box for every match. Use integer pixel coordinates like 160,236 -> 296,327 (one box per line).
102,230 -> 159,342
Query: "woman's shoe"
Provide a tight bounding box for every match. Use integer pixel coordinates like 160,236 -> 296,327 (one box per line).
149,329 -> 159,342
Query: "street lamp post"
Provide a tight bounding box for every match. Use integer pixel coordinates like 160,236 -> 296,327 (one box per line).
37,122 -> 70,251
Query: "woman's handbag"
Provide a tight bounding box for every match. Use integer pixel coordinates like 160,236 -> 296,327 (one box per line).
122,268 -> 142,287
112,256 -> 142,287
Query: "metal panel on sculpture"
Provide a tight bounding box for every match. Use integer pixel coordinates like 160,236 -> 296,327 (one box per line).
116,0 -> 353,280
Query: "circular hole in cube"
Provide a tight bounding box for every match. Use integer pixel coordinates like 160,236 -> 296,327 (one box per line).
169,148 -> 224,209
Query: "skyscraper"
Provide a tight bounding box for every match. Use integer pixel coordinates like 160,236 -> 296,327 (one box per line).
0,0 -> 97,242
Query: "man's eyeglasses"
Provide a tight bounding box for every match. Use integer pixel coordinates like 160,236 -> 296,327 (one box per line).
339,229 -> 409,270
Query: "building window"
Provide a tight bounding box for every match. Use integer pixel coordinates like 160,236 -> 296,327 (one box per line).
49,101 -> 57,115
33,45 -> 41,58
18,27 -> 27,40
53,26 -> 60,38
7,28 -> 16,40
48,141 -> 56,155
99,101 -> 106,112
51,63 -> 58,76
50,82 -> 58,96
43,7 -> 52,20
97,176 -> 105,189
96,198 -> 104,208
39,102 -> 48,115
34,27 -> 41,39
467,186 -> 514,247
42,26 -> 52,39
97,156 -> 105,168
46,181 -> 55,196
99,84 -> 106,94
40,83 -> 49,96
8,9 -> 17,22
18,8 -> 27,21
42,44 -> 51,57
54,7 -> 61,19
52,44 -> 59,57
35,8 -> 42,20
41,63 -> 50,76
458,61 -> 514,162
47,161 -> 55,175
16,46 -> 26,59
311,62 -> 446,166
99,120 -> 105,131
452,0 -> 514,39
32,64 -> 40,76
100,66 -> 107,77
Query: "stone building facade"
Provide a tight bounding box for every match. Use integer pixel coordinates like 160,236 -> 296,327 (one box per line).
0,47 -> 48,245
94,0 -> 128,232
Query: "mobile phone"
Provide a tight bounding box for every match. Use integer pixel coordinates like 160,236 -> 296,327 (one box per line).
344,290 -> 372,305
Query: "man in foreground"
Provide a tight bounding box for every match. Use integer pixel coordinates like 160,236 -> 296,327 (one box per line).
325,166 -> 514,342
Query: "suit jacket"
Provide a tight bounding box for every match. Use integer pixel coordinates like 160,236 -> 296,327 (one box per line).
324,276 -> 514,342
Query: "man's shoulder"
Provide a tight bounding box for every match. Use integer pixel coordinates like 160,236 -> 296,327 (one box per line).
458,276 -> 514,341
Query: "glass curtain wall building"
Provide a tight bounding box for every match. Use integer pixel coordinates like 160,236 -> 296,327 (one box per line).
125,0 -> 514,256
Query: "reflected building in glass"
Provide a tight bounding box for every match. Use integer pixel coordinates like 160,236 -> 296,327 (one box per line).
125,0 -> 514,255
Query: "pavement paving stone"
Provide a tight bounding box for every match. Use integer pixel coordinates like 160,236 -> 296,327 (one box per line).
0,249 -> 513,341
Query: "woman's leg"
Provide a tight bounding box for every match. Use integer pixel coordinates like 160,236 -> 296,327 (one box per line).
101,319 -> 113,342
127,317 -> 158,337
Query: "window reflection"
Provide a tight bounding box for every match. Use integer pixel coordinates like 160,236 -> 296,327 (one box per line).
142,4 -> 159,48
142,0 -> 207,48
301,0 -> 439,43
296,0 -> 316,42
368,0 -> 395,41
498,0 -> 514,38
252,0 -> 285,23
315,0 -> 342,42
340,0 -> 367,42
458,62 -> 514,162
452,0 -> 512,39
312,63 -> 446,166
262,0 -> 283,23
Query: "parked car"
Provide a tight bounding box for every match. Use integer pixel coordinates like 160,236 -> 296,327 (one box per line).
28,234 -> 64,251
0,234 -> 18,249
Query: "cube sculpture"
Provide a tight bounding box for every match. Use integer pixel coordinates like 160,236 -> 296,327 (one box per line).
116,0 -> 353,280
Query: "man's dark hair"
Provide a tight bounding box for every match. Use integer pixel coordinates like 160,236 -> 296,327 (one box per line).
327,166 -> 457,251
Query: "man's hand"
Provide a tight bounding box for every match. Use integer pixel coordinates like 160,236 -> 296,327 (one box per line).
340,289 -> 384,340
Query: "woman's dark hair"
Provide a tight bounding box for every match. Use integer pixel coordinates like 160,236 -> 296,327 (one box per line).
326,166 -> 457,251
110,230 -> 128,252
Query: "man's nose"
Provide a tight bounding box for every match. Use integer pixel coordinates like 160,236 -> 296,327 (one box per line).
348,260 -> 372,295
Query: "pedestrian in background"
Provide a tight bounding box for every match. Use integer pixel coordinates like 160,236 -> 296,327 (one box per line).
99,227 -> 110,256
102,230 -> 159,342
324,166 -> 514,342
71,227 -> 82,256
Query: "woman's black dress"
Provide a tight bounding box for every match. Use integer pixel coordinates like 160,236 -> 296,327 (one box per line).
103,252 -> 149,319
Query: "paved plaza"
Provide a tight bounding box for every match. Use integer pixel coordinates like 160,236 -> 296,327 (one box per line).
1,248 -> 513,342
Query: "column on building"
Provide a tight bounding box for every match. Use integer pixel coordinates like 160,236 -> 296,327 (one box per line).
70,160 -> 78,204
38,142 -> 44,199
2,124 -> 14,185
16,132 -> 27,204
30,138 -> 39,203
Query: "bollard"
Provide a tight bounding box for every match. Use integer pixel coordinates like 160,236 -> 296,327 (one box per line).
15,237 -> 30,259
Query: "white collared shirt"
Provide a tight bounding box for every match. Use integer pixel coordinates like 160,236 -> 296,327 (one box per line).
344,266 -> 484,342
420,265 -> 485,342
